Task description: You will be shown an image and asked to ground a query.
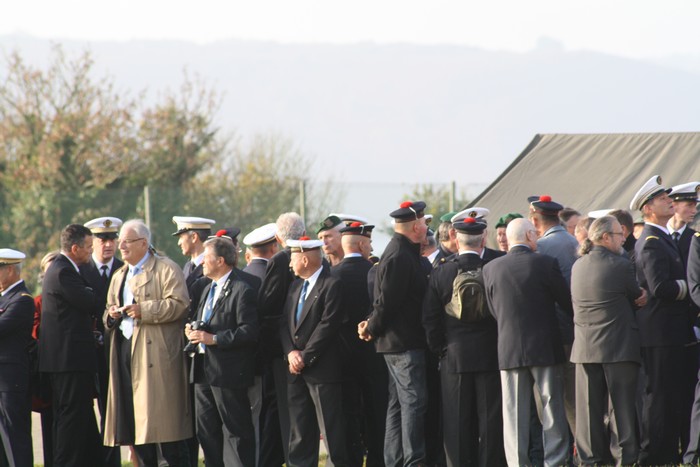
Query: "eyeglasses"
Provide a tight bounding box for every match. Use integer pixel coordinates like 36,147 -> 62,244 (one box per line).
120,237 -> 145,244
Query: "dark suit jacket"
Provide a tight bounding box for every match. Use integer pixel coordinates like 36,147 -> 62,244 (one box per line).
191,270 -> 259,388
258,248 -> 294,362
677,226 -> 697,269
423,252 -> 499,373
280,265 -> 346,384
243,258 -> 269,282
80,257 -> 124,332
689,232 -> 700,308
189,268 -> 261,320
570,246 -> 642,364
483,245 -> 572,370
332,256 -> 373,326
635,224 -> 694,346
367,233 -> 428,353
39,254 -> 99,372
0,281 -> 34,391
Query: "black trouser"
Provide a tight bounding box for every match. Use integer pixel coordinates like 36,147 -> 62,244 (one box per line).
133,441 -> 188,467
639,345 -> 697,465
50,371 -> 103,467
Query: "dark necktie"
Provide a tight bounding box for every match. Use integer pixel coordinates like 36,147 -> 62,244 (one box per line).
672,231 -> 681,243
295,280 -> 309,325
100,265 -> 109,284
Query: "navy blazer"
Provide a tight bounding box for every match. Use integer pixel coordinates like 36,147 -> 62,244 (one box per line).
280,265 -> 346,384
635,224 -> 694,346
81,257 -> 124,331
483,245 -> 572,370
191,270 -> 259,388
39,254 -> 99,372
0,281 -> 34,391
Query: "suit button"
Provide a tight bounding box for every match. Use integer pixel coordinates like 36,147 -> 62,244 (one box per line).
294,335 -> 298,340
146,339 -> 151,344
148,363 -> 153,368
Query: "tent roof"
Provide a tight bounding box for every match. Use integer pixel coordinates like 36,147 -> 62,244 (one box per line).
469,132 -> 700,228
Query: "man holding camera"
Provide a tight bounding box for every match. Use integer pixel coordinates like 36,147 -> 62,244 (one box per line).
103,219 -> 192,466
185,236 -> 259,466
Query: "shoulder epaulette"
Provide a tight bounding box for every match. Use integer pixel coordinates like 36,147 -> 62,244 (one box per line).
20,293 -> 32,298
695,232 -> 700,238
645,235 -> 659,241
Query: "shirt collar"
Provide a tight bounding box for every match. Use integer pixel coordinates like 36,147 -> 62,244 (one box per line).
667,222 -> 687,236
0,279 -> 24,296
192,252 -> 205,267
459,250 -> 480,256
646,222 -> 670,236
92,255 -> 115,270
303,265 -> 324,295
129,252 -> 151,274
344,252 -> 363,259
62,253 -> 81,273
214,269 -> 232,289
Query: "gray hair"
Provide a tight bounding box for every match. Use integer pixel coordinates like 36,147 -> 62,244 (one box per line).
204,237 -> 238,267
276,212 -> 305,244
456,232 -> 484,249
121,219 -> 152,243
579,215 -> 618,256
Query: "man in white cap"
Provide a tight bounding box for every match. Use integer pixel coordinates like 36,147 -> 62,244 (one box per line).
242,222 -> 279,282
281,236 -> 348,466
667,181 -> 700,266
451,207 -> 505,263
0,249 -> 34,467
81,216 -> 124,467
172,216 -> 216,289
630,175 -> 695,465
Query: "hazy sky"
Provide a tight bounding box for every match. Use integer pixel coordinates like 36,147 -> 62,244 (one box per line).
4,1 -> 700,59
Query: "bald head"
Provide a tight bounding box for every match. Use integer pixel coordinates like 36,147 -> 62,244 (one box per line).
506,218 -> 537,250
341,234 -> 372,259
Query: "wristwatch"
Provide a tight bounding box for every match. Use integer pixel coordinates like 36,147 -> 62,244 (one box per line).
212,334 -> 218,345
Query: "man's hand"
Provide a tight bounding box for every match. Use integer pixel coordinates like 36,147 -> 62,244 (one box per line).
635,288 -> 648,308
123,303 -> 142,320
358,320 -> 373,342
187,329 -> 216,346
288,350 -> 305,374
108,305 -> 123,320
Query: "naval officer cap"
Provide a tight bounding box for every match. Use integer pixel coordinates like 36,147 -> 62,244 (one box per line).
668,182 -> 700,202
453,217 -> 488,235
451,207 -> 490,224
588,209 -> 614,219
171,216 -> 215,236
0,249 -> 25,266
629,175 -> 672,211
330,213 -> 370,225
316,215 -> 343,235
243,223 -> 278,247
84,217 -> 122,239
339,222 -> 375,238
390,201 -> 427,223
209,227 -> 241,242
287,236 -> 323,253
495,213 -> 523,229
529,195 -> 564,215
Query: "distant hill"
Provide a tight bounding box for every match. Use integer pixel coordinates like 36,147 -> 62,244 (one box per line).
2,34 -> 699,187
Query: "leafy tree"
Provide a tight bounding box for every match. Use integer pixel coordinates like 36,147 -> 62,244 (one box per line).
0,46 -> 341,287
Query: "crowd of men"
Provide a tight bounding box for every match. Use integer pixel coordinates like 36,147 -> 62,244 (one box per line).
0,174 -> 700,467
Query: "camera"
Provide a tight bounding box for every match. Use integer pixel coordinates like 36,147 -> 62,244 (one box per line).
183,320 -> 210,356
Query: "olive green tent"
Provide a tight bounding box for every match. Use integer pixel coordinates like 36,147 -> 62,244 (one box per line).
469,132 -> 700,243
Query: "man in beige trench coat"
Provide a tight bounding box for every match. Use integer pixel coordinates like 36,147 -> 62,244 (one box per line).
103,219 -> 193,466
